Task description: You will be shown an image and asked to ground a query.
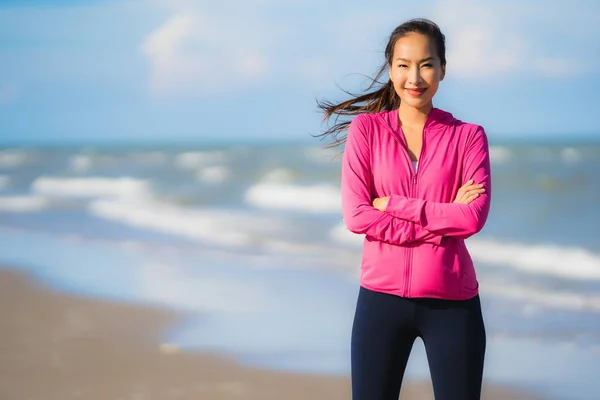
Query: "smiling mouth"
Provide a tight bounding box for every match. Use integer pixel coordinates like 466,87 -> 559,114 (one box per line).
405,88 -> 426,97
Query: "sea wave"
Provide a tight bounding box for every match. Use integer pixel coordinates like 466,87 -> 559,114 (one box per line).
329,221 -> 363,247
69,155 -> 94,172
175,151 -> 227,169
489,146 -> 512,164
244,182 -> 340,213
196,166 -> 230,184
561,147 -> 581,164
88,199 -> 288,247
328,224 -> 600,281
482,279 -> 600,312
0,175 -> 10,190
68,154 -> 120,171
260,168 -> 297,183
31,176 -> 152,199
468,238 -> 600,280
69,152 -> 167,172
0,150 -> 29,167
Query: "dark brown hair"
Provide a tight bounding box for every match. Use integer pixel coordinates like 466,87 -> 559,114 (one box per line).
316,18 -> 446,147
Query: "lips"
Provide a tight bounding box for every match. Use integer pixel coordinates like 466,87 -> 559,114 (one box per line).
405,87 -> 426,97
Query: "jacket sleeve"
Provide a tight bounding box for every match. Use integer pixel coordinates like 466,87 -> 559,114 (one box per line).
385,126 -> 491,239
341,115 -> 442,245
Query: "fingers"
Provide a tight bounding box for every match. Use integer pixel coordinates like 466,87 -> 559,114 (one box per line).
460,180 -> 484,190
457,188 -> 485,204
454,181 -> 486,204
454,179 -> 485,202
465,192 -> 481,203
456,181 -> 482,197
463,187 -> 486,196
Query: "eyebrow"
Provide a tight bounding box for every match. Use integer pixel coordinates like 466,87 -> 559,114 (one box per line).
395,57 -> 435,63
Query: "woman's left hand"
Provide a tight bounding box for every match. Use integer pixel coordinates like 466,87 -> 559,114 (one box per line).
372,196 -> 390,211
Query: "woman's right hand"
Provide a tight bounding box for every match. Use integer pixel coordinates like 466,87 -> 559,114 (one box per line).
453,180 -> 485,204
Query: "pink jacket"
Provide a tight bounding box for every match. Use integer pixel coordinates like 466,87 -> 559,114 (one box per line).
341,107 -> 491,300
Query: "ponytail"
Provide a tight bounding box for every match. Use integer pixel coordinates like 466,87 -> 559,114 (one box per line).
315,74 -> 399,147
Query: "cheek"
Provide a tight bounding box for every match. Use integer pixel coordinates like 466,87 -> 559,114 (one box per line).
390,75 -> 407,91
390,69 -> 406,81
423,69 -> 441,84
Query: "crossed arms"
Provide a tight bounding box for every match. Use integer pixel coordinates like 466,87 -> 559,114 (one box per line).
340,117 -> 491,246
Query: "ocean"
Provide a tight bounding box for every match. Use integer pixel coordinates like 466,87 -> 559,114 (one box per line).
1,140 -> 599,399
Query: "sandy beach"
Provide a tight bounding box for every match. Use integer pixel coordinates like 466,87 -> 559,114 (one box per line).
0,268 -> 544,400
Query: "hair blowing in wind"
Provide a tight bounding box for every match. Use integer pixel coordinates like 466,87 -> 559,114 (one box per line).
315,18 -> 446,147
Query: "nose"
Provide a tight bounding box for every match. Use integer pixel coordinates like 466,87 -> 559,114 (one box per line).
408,66 -> 422,85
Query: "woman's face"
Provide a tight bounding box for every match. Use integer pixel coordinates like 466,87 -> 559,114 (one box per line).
389,32 -> 445,111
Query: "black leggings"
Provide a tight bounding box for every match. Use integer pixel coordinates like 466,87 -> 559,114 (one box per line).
351,286 -> 486,400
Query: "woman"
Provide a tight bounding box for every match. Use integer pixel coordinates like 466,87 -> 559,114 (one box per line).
318,19 -> 491,399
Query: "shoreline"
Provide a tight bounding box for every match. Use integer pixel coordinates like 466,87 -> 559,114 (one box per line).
0,267 -> 544,399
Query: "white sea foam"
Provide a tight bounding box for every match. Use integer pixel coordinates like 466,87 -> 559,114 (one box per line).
0,175 -> 10,190
69,155 -> 94,171
31,176 -> 152,199
196,166 -> 230,183
489,146 -> 512,164
468,238 -> 600,281
482,279 -> 600,312
0,150 -> 28,167
0,195 -> 49,212
329,226 -> 600,281
561,147 -> 581,164
244,182 -> 340,213
261,168 -> 297,183
329,221 -> 363,247
328,224 -> 600,310
70,154 -> 143,171
88,199 -> 287,247
175,151 -> 226,169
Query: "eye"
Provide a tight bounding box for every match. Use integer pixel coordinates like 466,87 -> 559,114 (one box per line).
421,63 -> 433,68
398,64 -> 408,68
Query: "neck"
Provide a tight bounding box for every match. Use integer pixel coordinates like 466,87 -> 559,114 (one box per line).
398,102 -> 433,127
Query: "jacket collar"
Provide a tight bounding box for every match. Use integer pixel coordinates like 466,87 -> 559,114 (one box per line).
379,107 -> 455,134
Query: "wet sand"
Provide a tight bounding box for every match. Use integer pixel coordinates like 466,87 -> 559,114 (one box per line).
0,268 -> 543,399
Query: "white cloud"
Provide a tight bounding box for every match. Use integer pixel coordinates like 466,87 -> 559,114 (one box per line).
141,12 -> 270,96
429,0 -> 597,79
141,0 -> 348,96
141,0 -> 600,96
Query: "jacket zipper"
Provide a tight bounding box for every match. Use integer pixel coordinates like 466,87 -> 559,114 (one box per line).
408,167 -> 419,296
400,123 -> 428,297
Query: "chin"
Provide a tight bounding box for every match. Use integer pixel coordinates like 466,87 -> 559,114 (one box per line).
401,97 -> 431,110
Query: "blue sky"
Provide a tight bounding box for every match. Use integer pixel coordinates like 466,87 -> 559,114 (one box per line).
1,0 -> 599,144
